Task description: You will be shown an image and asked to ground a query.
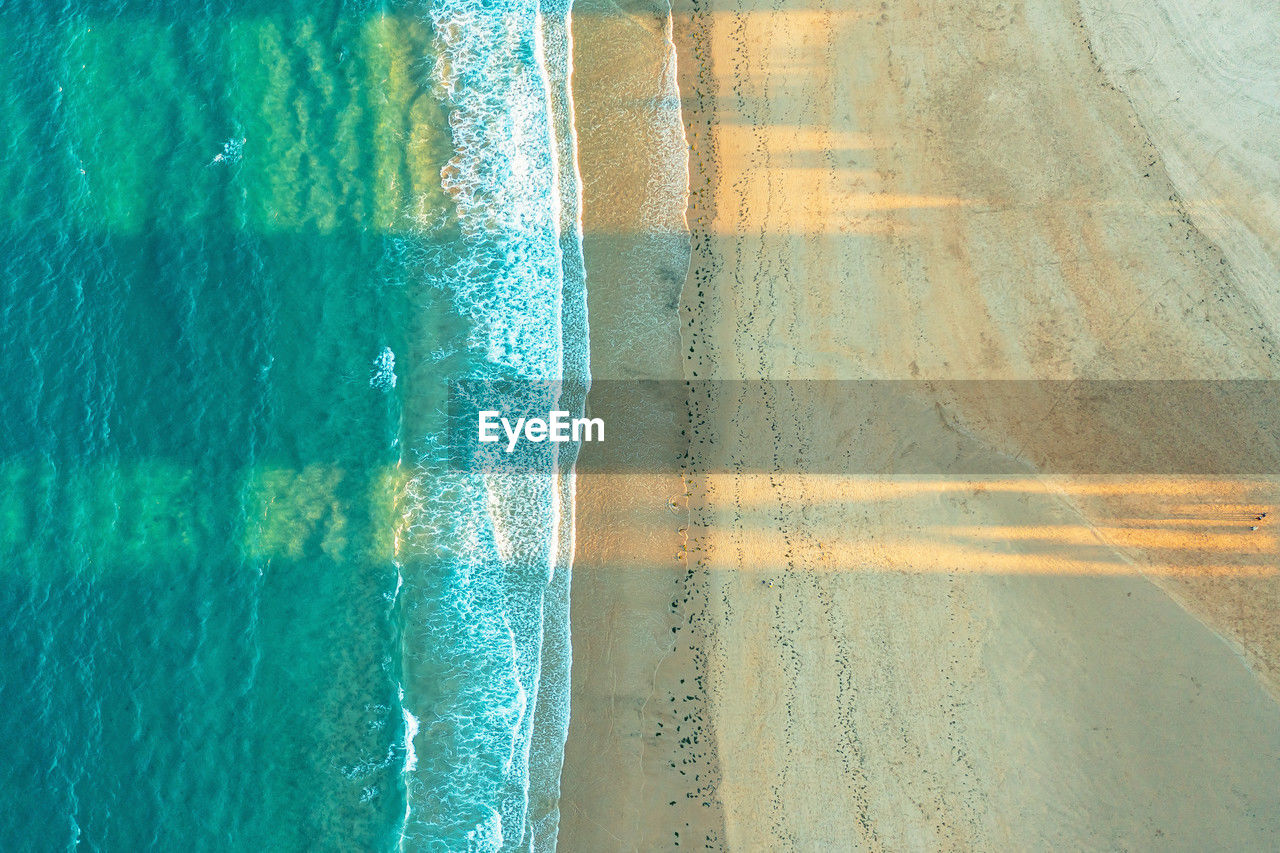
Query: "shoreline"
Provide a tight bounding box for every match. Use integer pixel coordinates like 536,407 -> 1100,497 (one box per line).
558,0 -> 723,848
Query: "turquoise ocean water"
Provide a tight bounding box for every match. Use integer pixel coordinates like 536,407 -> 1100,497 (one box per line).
0,0 -> 585,849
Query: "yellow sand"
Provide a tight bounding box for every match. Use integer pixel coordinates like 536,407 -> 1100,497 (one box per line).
561,0 -> 1280,848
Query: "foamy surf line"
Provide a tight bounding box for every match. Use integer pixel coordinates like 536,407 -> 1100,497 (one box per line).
392,0 -> 586,850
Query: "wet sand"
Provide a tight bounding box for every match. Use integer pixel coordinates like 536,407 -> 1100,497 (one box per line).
559,1 -> 721,849
560,0 -> 1280,848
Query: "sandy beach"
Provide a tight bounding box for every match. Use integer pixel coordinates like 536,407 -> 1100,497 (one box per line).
562,0 -> 1280,848
559,1 -> 711,848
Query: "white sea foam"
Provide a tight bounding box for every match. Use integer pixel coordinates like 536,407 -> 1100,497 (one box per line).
401,693 -> 420,774
392,0 -> 586,848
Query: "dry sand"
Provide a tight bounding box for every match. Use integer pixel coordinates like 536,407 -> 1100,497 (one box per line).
561,0 -> 1280,849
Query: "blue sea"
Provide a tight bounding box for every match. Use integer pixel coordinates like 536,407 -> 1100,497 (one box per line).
0,0 -> 586,849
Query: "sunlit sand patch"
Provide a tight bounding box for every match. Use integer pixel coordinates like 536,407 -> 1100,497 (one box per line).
691,473 -> 1277,577
707,473 -> 1279,502
1090,516 -> 1270,527
944,523 -> 1274,552
710,532 -> 1275,576
709,117 -> 976,233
